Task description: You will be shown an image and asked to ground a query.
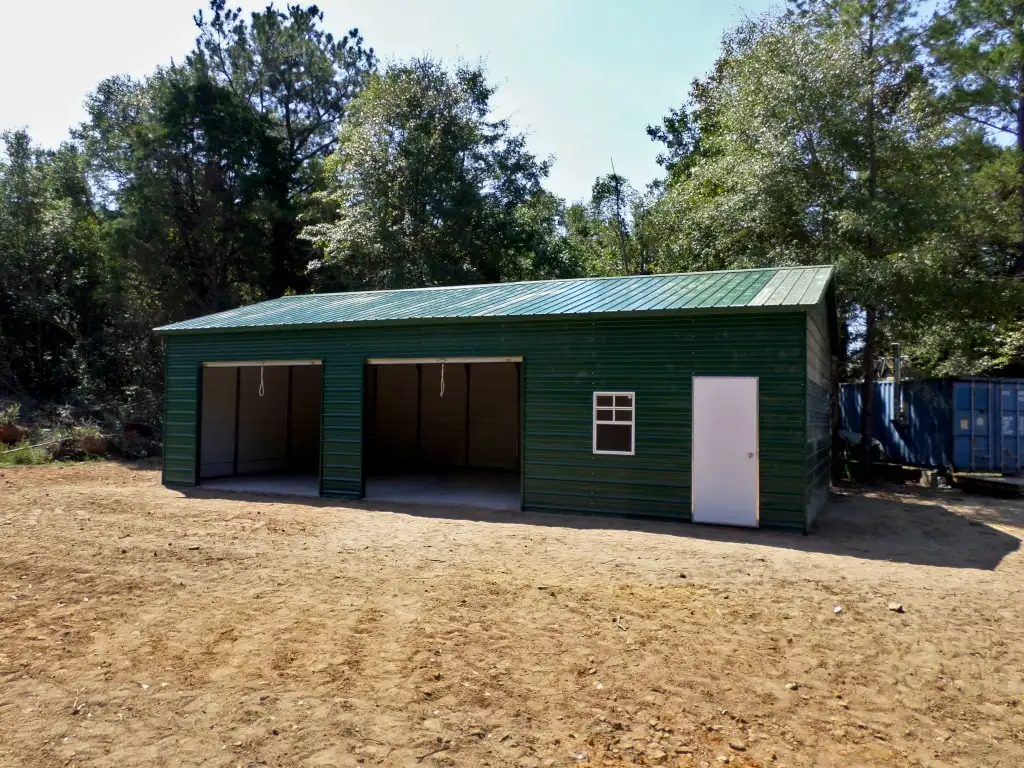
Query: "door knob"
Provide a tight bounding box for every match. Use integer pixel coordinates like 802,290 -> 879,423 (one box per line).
748,452 -> 754,458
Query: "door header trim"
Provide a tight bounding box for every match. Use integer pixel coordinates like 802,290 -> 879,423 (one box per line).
202,360 -> 322,368
367,356 -> 522,365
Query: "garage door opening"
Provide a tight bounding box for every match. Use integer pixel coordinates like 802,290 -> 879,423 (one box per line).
363,357 -> 522,511
197,361 -> 322,497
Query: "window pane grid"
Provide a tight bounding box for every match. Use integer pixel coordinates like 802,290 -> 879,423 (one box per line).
595,409 -> 632,423
593,392 -> 635,455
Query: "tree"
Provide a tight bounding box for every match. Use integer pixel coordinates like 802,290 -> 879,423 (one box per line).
73,66 -> 279,406
792,0 -> 921,472
79,66 -> 276,320
0,131 -> 103,398
2,1 -> 378,413
928,0 -> 1024,273
76,1 -> 377,315
191,0 -> 376,296
654,7 -> 1021,476
512,191 -> 588,280
302,58 -> 556,289
646,108 -> 703,183
564,174 -> 663,276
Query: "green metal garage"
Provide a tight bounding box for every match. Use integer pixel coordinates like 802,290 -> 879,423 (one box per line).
155,265 -> 837,532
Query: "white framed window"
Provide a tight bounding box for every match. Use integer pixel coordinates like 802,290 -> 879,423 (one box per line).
593,392 -> 635,455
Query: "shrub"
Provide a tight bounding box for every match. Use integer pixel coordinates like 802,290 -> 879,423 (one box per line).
0,403 -> 29,445
50,425 -> 109,460
0,441 -> 48,466
0,402 -> 20,426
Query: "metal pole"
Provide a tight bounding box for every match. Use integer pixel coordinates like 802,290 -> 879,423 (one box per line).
892,343 -> 902,420
196,365 -> 204,483
518,361 -> 524,510
464,363 -> 472,467
416,363 -> 422,460
970,382 -> 975,471
286,366 -> 293,466
232,367 -> 241,476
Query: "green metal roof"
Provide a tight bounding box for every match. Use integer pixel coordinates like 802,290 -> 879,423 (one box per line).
154,265 -> 833,333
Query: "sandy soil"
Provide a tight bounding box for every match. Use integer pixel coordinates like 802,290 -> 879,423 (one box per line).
1,463 -> 1023,768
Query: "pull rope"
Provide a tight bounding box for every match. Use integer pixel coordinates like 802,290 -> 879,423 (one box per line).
259,364 -> 265,397
440,362 -> 445,398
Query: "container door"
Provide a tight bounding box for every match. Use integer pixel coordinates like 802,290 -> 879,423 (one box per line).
999,383 -> 1023,474
953,381 -> 993,471
692,377 -> 759,527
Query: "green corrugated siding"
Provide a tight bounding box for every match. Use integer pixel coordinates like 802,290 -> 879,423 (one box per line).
163,312 -> 810,529
805,303 -> 832,529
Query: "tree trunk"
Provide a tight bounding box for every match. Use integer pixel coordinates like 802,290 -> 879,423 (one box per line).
267,191 -> 309,299
614,179 -> 629,275
858,308 -> 878,482
1015,65 -> 1024,276
268,216 -> 294,300
858,7 -> 880,483
865,8 -> 879,213
831,318 -> 849,483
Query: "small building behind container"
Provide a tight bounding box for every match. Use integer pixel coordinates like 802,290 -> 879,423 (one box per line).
840,378 -> 1024,474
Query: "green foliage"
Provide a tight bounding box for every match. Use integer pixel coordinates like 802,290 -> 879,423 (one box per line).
1,0 -> 1022,425
0,402 -> 20,427
193,0 -> 375,178
49,423 -> 108,461
0,442 -> 47,466
927,0 -> 1024,273
302,58 -> 562,289
192,0 -> 376,297
512,191 -> 588,280
927,0 -> 1024,141
81,66 -> 278,317
646,107 -> 703,181
0,131 -> 107,398
563,175 -> 664,276
2,1 -> 377,408
652,5 -> 1022,378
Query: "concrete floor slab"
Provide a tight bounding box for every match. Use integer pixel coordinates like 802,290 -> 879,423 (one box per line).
365,472 -> 520,511
201,474 -> 320,497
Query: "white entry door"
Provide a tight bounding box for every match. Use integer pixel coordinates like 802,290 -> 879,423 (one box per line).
692,377 -> 759,527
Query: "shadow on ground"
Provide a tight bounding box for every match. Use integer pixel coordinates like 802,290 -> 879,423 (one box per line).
178,483 -> 1022,571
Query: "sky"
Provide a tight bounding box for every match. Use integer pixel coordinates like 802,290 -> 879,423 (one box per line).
0,0 -> 780,202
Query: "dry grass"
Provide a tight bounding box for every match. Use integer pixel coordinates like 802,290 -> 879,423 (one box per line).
1,462 -> 1023,768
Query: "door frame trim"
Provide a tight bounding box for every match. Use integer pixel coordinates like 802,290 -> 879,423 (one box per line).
691,375 -> 760,526
361,357 -> 525,509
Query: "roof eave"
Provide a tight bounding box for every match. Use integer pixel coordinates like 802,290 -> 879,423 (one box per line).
153,302 -> 817,336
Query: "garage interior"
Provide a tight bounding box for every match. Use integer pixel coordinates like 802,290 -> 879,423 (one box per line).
363,359 -> 521,510
198,362 -> 322,496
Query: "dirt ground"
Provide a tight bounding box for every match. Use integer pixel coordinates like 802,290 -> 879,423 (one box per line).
1,464 -> 1023,768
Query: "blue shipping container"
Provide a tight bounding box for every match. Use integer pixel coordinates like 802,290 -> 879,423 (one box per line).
953,380 -> 1024,474
840,378 -> 1024,474
840,379 -> 952,468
